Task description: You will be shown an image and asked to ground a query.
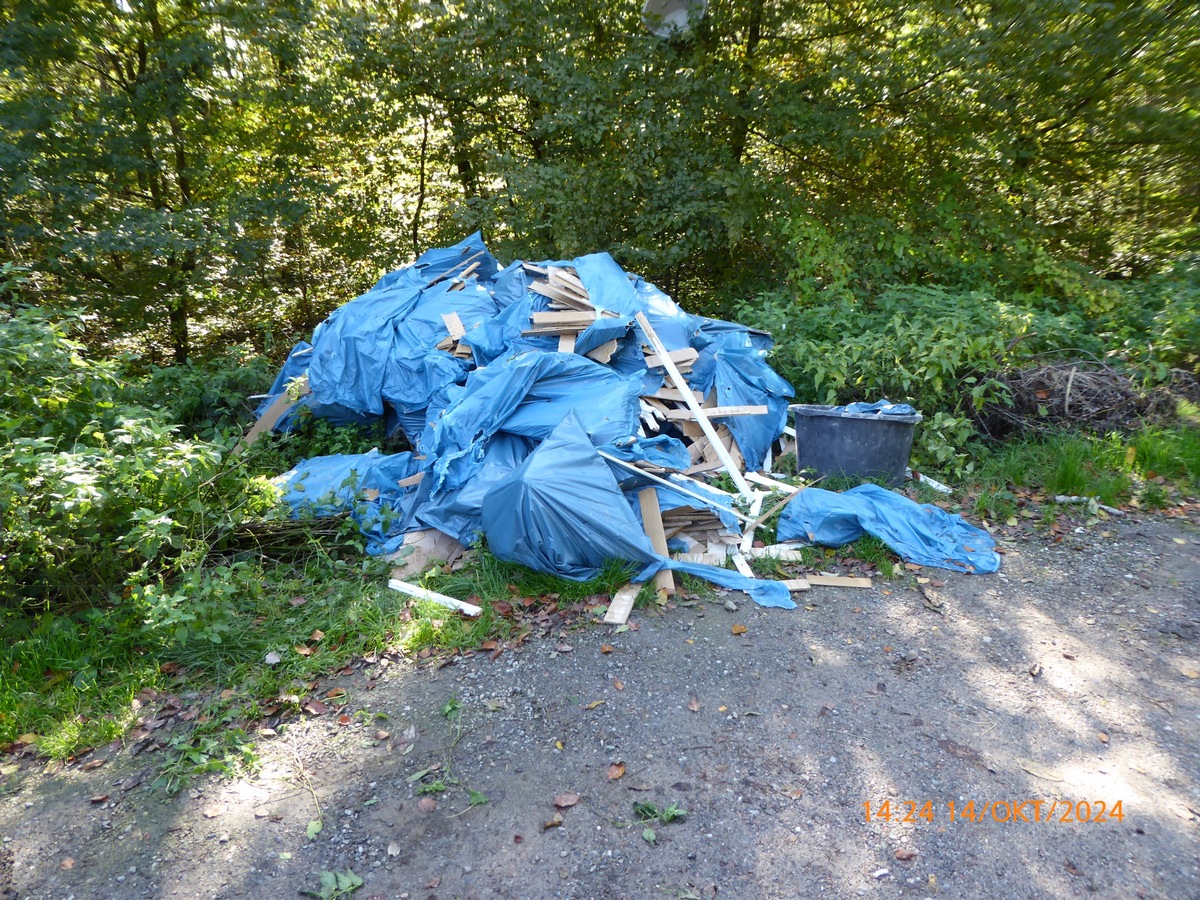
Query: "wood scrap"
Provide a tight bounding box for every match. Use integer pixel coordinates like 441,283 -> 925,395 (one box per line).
731,551 -> 756,579
586,339 -> 619,363
745,545 -> 807,561
596,451 -> 756,525
663,405 -> 768,420
557,333 -> 576,353
638,488 -> 675,595
442,312 -> 466,339
746,471 -> 801,494
386,528 -> 463,577
643,347 -> 699,372
233,374 -> 311,455
807,574 -> 873,588
603,583 -> 641,625
396,472 -> 425,488
781,578 -> 811,592
387,578 -> 481,617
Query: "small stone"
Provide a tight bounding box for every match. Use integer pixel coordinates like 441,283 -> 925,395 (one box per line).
723,599 -> 738,612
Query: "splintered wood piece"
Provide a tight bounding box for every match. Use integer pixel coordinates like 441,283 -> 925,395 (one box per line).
435,336 -> 455,351
596,451 -> 755,525
387,579 -> 481,617
635,314 -> 752,496
740,493 -> 765,553
663,405 -> 768,421
745,472 -> 801,494
808,574 -> 873,588
530,281 -> 586,305
426,249 -> 486,287
234,375 -> 311,454
638,488 -> 675,595
603,583 -> 641,625
731,551 -> 756,579
457,260 -> 480,280
522,262 -> 548,275
585,339 -> 619,364
396,472 -> 425,488
454,343 -> 473,359
745,546 -> 807,561
557,333 -> 576,353
531,311 -> 597,327
644,347 -> 699,370
781,578 -> 811,592
651,387 -> 706,404
548,267 -> 587,293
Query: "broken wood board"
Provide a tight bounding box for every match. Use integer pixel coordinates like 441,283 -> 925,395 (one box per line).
650,386 -> 706,404
427,249 -> 486,287
396,472 -> 425,488
603,582 -> 641,625
739,493 -> 765,553
730,551 -> 756,579
586,339 -> 619,363
673,551 -> 727,566
781,578 -> 811,592
808,574 -> 873,588
531,310 -> 598,327
745,471 -> 802,494
557,333 -> 576,353
638,487 -> 675,595
233,375 -> 311,455
663,405 -> 768,420
643,347 -> 699,371
387,578 -> 480,616
386,528 -> 463,577
745,546 -> 807,562
596,451 -> 756,525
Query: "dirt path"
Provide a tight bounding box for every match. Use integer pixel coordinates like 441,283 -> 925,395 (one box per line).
3,515 -> 1198,899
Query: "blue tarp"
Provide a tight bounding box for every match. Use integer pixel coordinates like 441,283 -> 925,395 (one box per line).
776,484 -> 1000,574
258,234 -> 994,607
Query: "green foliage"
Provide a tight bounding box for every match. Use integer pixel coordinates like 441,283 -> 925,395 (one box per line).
304,870 -> 363,900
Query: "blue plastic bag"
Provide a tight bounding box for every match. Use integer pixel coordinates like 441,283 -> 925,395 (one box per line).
777,484 -> 1000,574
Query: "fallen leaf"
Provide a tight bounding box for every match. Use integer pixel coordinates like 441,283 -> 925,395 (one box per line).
608,762 -> 626,781
542,813 -> 563,831
600,643 -> 614,654
374,730 -> 390,741
90,794 -> 109,804
1098,732 -> 1109,744
1181,667 -> 1200,679
688,695 -> 701,712
426,877 -> 442,889
642,826 -> 656,844
554,792 -> 581,808
731,624 -> 748,635
583,700 -> 605,710
387,842 -> 401,857
883,646 -> 893,653
894,848 -> 917,861
554,643 -> 574,652
60,858 -> 75,870
417,797 -> 437,812
513,834 -> 523,843
613,678 -> 625,691
289,596 -> 307,606
480,640 -> 498,651
717,705 -> 727,712
81,758 -> 106,772
326,687 -> 347,700
337,714 -> 352,726
309,629 -> 325,642
303,700 -> 328,716
1064,860 -> 1084,877
294,645 -> 314,656
306,819 -> 323,839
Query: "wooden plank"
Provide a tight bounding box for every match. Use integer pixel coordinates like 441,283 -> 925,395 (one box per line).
638,488 -> 676,595
739,493 -> 764,553
522,262 -> 548,275
651,387 -> 706,404
731,551 -> 756,579
426,249 -> 486,287
557,333 -> 576,353
596,451 -> 756,525
457,260 -> 480,281
233,374 -> 311,455
441,312 -> 466,339
603,582 -> 641,625
585,339 -> 619,364
745,546 -> 807,561
747,485 -> 807,531
663,405 -> 769,421
637,311 -> 754,497
746,471 -> 801,494
781,578 -> 811,592
531,311 -> 597,326
643,347 -> 700,370
396,472 -> 425,488
808,574 -> 873,588
387,578 -> 481,616
529,281 -> 585,305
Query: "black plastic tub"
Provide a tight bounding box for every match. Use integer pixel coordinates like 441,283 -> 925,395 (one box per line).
790,404 -> 923,486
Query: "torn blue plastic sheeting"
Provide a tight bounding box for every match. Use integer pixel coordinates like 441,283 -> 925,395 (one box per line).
776,484 -> 1000,574
256,342 -> 380,431
598,434 -> 691,471
275,449 -> 420,553
482,415 -> 793,609
415,433 -> 536,546
837,400 -> 919,417
422,351 -> 645,493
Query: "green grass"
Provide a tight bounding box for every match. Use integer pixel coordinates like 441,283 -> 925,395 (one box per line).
970,422 -> 1199,514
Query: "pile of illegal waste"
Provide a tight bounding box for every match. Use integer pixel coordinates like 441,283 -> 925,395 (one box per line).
245,234 -> 999,622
